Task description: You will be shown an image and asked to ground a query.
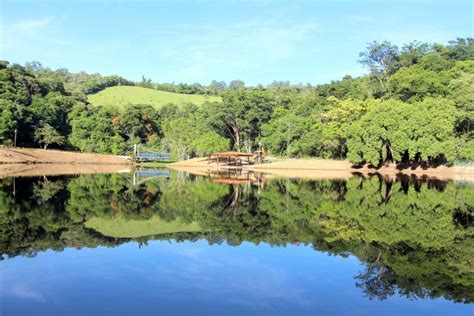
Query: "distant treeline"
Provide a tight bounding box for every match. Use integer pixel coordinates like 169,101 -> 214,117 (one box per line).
136,76 -> 247,95
23,61 -> 134,94
0,37 -> 472,165
137,79 -> 314,95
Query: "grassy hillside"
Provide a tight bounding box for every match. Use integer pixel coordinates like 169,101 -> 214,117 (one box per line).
87,86 -> 221,108
85,215 -> 202,238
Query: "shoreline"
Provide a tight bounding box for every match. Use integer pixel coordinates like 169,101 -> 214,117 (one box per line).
168,157 -> 474,182
0,163 -> 132,178
0,147 -> 131,165
0,148 -> 472,182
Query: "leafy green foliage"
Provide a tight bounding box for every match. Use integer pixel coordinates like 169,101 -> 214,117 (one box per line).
192,132 -> 230,156
347,98 -> 457,164
205,88 -> 273,152
0,61 -> 83,147
0,99 -> 17,143
34,124 -> 66,149
25,61 -> 134,95
68,104 -> 125,154
261,107 -> 322,156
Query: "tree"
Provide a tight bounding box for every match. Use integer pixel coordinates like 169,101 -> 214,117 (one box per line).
192,131 -> 230,157
388,65 -> 448,102
228,80 -> 245,90
68,104 -> 126,154
359,41 -> 399,91
137,75 -> 153,89
321,97 -> 379,158
205,89 -> 272,152
261,108 -> 317,157
445,37 -> 474,61
208,80 -> 227,94
313,75 -> 372,100
448,72 -> 474,135
398,41 -> 431,67
34,124 -> 65,149
161,116 -> 196,160
347,98 -> 457,164
117,104 -> 160,146
0,99 -> 17,144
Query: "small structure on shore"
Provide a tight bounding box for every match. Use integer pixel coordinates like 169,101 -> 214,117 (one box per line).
210,151 -> 254,167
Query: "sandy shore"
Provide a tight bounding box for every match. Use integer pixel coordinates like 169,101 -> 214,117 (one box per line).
168,157 -> 474,181
0,147 -> 131,164
0,163 -> 132,178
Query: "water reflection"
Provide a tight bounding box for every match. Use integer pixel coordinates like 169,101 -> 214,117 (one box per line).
0,171 -> 472,306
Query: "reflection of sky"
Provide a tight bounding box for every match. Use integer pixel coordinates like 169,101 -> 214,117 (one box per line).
1,241 -> 471,316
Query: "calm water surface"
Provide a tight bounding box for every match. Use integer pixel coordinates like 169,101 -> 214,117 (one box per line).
0,170 -> 472,315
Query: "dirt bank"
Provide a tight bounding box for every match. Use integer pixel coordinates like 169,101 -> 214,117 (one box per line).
168,157 -> 474,181
0,147 -> 131,164
0,164 -> 132,178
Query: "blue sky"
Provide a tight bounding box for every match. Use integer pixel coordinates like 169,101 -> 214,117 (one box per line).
1,0 -> 472,85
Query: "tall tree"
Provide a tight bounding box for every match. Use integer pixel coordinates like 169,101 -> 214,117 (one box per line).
228,80 -> 245,90
205,89 -> 272,152
359,41 -> 399,92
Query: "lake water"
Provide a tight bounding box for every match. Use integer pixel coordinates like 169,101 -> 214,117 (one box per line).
0,170 -> 473,315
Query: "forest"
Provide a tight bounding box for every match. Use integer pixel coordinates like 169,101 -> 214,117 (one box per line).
0,38 -> 472,165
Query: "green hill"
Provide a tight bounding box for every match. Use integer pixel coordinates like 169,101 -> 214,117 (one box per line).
85,215 -> 202,238
87,86 -> 221,108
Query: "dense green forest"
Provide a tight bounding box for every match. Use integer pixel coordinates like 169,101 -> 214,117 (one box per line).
0,38 -> 472,164
0,173 -> 472,302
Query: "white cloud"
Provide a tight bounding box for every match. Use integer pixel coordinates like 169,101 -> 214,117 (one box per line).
8,286 -> 47,303
11,17 -> 53,36
150,19 -> 320,81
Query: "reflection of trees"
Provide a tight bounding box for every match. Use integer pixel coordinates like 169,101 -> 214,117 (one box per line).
355,264 -> 397,300
33,178 -> 64,202
348,238 -> 474,303
0,177 -> 124,259
157,174 -> 228,223
0,173 -> 472,303
67,174 -> 163,221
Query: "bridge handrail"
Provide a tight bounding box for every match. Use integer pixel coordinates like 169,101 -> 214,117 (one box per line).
136,153 -> 171,159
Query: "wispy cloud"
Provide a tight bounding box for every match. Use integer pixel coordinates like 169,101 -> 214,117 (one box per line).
148,19 -> 319,81
11,17 -> 53,36
7,286 -> 47,303
2,15 -> 81,61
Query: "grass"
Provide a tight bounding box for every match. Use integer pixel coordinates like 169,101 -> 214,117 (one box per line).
88,86 -> 221,109
85,215 -> 202,238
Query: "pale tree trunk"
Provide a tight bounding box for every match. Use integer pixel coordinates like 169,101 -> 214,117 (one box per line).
233,128 -> 241,151
227,119 -> 241,151
243,136 -> 252,153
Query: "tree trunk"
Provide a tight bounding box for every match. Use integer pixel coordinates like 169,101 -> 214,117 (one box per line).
234,130 -> 240,151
